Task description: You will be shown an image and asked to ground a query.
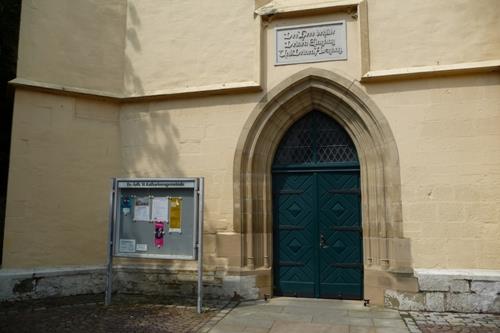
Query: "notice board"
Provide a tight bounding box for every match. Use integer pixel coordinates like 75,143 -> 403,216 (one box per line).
105,177 -> 205,311
112,178 -> 201,260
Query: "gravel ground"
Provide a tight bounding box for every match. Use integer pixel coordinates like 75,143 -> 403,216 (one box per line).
0,294 -> 225,333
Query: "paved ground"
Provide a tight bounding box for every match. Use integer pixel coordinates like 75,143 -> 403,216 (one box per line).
1,295 -> 499,333
0,294 -> 222,333
402,311 -> 500,333
204,297 -> 410,333
205,298 -> 500,333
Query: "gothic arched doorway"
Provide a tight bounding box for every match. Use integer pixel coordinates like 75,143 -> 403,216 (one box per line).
272,111 -> 362,299
233,69 -> 413,304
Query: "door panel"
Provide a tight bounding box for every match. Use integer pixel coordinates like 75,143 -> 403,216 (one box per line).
318,172 -> 362,299
273,173 -> 316,297
273,171 -> 362,299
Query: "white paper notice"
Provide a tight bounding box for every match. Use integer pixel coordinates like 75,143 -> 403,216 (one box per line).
119,239 -> 136,253
122,207 -> 130,216
133,197 -> 150,221
136,243 -> 148,252
151,197 -> 169,222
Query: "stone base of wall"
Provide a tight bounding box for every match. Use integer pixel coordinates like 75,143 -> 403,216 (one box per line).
3,266 -> 499,313
384,269 -> 500,313
0,266 -> 259,302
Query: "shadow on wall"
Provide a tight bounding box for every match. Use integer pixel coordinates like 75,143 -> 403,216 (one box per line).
0,0 -> 22,266
124,2 -> 144,97
120,103 -> 187,179
120,2 -> 181,178
117,7 -> 194,285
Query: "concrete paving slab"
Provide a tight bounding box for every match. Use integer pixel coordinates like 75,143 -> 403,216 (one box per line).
312,313 -> 350,325
345,328 -> 409,333
220,316 -> 274,329
349,328 -> 376,333
374,328 -> 410,333
367,309 -> 402,319
348,310 -> 376,318
231,310 -> 313,322
207,298 -> 410,333
269,320 -> 348,333
230,305 -> 284,315
349,317 -> 374,326
238,305 -> 285,312
243,328 -> 270,333
283,306 -> 348,316
373,318 -> 408,328
209,323 -> 248,333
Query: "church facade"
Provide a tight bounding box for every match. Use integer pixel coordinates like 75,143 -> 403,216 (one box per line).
2,0 -> 500,312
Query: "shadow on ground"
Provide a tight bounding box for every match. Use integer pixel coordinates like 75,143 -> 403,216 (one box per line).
0,294 -> 224,333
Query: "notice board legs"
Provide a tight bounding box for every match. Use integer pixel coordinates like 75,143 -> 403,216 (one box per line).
197,177 -> 204,314
105,256 -> 113,306
105,178 -> 116,306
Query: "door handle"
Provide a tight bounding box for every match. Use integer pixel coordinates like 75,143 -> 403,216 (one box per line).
320,233 -> 329,248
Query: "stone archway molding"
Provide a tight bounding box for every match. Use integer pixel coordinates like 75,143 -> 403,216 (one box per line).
233,68 -> 415,302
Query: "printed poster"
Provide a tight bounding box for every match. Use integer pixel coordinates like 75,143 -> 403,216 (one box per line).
119,239 -> 136,253
151,197 -> 169,222
133,197 -> 150,221
169,197 -> 182,233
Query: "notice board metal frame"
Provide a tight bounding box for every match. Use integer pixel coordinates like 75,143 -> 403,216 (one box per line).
104,177 -> 205,313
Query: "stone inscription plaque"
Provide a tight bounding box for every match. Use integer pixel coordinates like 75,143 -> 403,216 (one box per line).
276,21 -> 347,65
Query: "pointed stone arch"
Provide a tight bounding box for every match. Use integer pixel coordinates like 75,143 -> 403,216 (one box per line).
233,68 -> 413,301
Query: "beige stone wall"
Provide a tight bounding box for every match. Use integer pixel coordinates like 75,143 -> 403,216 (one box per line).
4,0 -> 500,273
17,0 -> 127,94
117,94 -> 260,269
3,91 -> 122,267
15,0 -> 500,93
365,73 -> 500,269
368,0 -> 500,70
2,90 -> 261,269
260,1 -> 500,270
123,0 -> 260,96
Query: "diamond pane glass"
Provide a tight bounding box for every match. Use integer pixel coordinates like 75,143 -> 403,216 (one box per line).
273,114 -> 314,165
273,111 -> 358,166
316,112 -> 358,163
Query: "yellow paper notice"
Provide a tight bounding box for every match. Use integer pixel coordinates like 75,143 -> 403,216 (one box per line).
169,197 -> 182,232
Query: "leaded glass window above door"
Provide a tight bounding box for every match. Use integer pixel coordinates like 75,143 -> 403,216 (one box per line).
273,111 -> 358,168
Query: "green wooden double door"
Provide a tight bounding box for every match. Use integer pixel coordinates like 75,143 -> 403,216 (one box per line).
272,170 -> 363,299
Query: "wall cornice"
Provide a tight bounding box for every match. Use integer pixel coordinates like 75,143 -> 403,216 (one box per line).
362,59 -> 500,83
255,0 -> 361,17
9,78 -> 262,101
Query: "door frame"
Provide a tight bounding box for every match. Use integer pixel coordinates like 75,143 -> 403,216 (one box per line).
232,68 -> 412,304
